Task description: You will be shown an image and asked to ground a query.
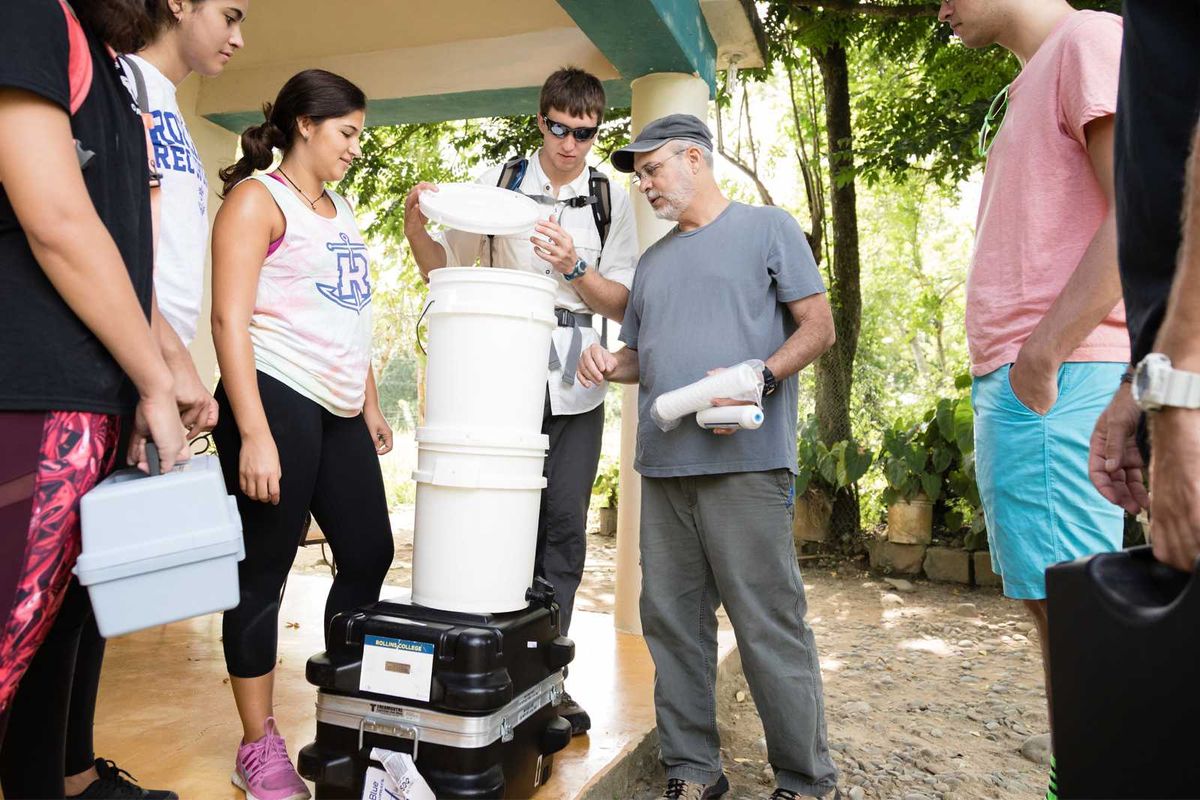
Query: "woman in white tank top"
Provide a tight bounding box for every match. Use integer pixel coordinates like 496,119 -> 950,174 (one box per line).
209,69 -> 393,800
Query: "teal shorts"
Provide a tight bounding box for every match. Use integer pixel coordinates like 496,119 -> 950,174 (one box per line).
971,362 -> 1125,600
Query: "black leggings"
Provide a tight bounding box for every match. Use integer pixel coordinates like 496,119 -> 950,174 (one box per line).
0,579 -> 103,798
0,417 -> 127,798
213,372 -> 393,678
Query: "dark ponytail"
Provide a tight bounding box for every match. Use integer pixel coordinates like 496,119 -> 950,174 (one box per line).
218,106 -> 287,196
219,69 -> 366,196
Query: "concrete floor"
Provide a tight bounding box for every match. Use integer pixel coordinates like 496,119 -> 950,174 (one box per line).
90,575 -> 734,799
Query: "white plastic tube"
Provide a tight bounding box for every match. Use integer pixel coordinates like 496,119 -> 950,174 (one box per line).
651,360 -> 764,431
696,405 -> 764,430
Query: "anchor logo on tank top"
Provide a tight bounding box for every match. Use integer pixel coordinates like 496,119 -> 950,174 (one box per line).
317,233 -> 372,313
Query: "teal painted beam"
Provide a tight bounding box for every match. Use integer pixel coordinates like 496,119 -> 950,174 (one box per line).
205,80 -> 633,132
556,0 -> 717,95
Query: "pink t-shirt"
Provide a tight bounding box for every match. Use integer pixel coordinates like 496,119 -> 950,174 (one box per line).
966,10 -> 1128,376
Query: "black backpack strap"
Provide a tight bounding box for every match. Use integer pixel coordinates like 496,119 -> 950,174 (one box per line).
497,155 -> 528,191
117,55 -> 151,118
117,54 -> 163,188
587,167 -> 613,347
588,167 -> 612,251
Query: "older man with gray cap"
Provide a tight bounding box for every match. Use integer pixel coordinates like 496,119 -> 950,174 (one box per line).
578,114 -> 839,800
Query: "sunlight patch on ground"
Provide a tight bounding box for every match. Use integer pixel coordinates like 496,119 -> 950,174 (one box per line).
881,606 -> 935,627
898,637 -> 954,657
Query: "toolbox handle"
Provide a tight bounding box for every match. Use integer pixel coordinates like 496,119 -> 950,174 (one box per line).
358,715 -> 420,762
1087,545 -> 1199,624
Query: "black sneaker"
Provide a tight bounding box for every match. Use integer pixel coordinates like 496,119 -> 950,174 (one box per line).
66,759 -> 179,799
558,689 -> 592,735
660,773 -> 729,799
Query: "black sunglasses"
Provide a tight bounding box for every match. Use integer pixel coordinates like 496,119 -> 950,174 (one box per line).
543,115 -> 599,142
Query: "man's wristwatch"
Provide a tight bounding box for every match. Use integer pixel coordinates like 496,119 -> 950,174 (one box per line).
564,258 -> 588,282
1131,353 -> 1200,412
762,366 -> 778,397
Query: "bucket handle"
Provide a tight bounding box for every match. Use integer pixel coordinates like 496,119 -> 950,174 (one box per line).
415,299 -> 434,356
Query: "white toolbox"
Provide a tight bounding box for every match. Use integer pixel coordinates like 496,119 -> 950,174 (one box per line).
76,453 -> 244,637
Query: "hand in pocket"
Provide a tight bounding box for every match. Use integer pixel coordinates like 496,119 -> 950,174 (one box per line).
1008,352 -> 1059,415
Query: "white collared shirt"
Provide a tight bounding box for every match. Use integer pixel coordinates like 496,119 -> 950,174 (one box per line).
435,150 -> 637,416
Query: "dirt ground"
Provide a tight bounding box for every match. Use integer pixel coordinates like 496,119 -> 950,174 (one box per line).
294,508 -> 1051,800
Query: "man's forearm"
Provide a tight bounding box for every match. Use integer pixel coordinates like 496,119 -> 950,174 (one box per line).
572,269 -> 629,322
765,326 -> 832,380
406,227 -> 448,280
1021,211 -> 1124,367
765,295 -> 837,380
1155,121 -> 1200,371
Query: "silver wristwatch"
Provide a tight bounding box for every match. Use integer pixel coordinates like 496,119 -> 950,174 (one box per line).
1132,353 -> 1200,412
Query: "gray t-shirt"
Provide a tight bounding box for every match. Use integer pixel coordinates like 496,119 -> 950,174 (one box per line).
619,202 -> 826,478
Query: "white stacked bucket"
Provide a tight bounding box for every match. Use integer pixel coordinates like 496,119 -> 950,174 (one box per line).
412,267 -> 558,613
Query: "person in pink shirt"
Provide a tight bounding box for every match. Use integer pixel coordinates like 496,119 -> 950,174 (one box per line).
938,1 -> 1126,795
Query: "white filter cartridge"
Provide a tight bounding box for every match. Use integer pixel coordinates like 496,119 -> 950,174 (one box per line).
696,405 -> 764,430
651,360 -> 764,431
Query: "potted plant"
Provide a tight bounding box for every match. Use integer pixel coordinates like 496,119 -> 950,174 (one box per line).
932,385 -> 988,551
591,458 -> 619,537
793,417 -> 872,545
878,422 -> 945,545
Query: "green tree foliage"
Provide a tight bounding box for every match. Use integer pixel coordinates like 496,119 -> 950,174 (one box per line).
339,122 -> 462,243
766,0 -> 1117,186
452,111 -> 632,171
337,0 -> 1121,541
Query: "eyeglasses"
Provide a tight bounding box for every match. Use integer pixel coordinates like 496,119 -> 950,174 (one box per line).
978,83 -> 1010,157
632,149 -> 686,185
543,115 -> 599,142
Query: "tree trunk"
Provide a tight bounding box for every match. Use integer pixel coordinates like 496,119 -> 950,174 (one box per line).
813,42 -> 863,541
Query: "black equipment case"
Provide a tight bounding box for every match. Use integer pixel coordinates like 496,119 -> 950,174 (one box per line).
298,586 -> 575,799
1046,546 -> 1200,798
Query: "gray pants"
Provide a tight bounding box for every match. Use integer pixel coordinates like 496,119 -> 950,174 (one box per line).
534,392 -> 604,635
640,470 -> 838,797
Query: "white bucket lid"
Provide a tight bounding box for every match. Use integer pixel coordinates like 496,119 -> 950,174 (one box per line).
416,426 -> 549,452
419,184 -> 540,236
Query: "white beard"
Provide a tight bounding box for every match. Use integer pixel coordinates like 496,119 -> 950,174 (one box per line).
647,173 -> 694,221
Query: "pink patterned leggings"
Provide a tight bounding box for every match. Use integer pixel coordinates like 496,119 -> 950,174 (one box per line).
0,411 -> 119,715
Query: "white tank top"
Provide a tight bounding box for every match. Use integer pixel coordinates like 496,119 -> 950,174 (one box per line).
246,173 -> 373,417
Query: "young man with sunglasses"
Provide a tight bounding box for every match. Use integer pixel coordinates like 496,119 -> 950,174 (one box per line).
403,66 -> 636,736
938,1 -> 1124,794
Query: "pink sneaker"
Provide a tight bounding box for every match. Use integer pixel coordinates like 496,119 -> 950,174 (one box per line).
231,717 -> 311,800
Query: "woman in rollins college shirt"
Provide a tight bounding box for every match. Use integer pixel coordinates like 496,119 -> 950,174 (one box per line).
211,69 -> 393,800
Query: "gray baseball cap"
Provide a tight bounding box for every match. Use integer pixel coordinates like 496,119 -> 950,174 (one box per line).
610,113 -> 713,173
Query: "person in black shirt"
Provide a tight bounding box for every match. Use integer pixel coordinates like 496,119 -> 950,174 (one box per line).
0,5 -> 248,798
1088,0 -> 1200,570
0,0 -> 189,791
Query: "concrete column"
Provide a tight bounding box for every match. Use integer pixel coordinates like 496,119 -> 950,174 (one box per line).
613,72 -> 710,636
177,74 -> 240,390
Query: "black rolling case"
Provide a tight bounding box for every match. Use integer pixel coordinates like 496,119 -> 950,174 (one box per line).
1046,546 -> 1200,799
298,586 -> 575,799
